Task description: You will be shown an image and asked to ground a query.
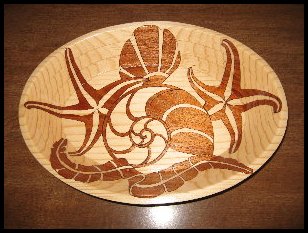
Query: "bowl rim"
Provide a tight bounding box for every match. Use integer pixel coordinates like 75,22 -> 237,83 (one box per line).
18,21 -> 289,205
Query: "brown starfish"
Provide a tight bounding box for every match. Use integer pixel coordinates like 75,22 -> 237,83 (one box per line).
187,39 -> 282,153
24,48 -> 142,156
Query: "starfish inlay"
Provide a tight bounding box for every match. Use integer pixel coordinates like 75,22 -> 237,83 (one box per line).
25,48 -> 142,156
187,39 -> 282,153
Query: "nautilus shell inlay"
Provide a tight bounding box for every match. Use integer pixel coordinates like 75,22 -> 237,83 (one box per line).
19,22 -> 288,204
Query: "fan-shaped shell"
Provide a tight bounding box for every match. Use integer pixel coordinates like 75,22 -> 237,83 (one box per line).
119,25 -> 181,80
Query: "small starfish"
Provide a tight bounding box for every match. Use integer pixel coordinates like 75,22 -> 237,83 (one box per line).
187,39 -> 282,153
25,48 -> 142,156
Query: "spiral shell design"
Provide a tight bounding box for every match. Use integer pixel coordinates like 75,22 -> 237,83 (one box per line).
119,25 -> 181,80
129,117 -> 170,168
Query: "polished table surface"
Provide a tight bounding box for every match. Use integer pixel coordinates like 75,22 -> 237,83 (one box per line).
4,4 -> 304,229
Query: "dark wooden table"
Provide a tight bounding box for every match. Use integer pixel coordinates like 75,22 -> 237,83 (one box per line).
4,4 -> 304,229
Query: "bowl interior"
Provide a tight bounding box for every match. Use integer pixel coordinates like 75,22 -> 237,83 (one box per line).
19,22 -> 288,204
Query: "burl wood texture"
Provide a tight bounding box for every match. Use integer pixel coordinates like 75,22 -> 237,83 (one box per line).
5,4 -> 303,228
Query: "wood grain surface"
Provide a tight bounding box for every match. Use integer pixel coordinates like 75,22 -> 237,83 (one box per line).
4,4 -> 304,228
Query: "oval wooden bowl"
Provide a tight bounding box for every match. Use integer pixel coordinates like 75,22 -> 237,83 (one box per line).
19,21 -> 288,205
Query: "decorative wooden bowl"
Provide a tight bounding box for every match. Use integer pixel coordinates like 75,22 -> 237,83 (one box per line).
19,22 -> 288,205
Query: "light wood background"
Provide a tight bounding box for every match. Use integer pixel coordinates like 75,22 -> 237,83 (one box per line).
4,4 -> 304,228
